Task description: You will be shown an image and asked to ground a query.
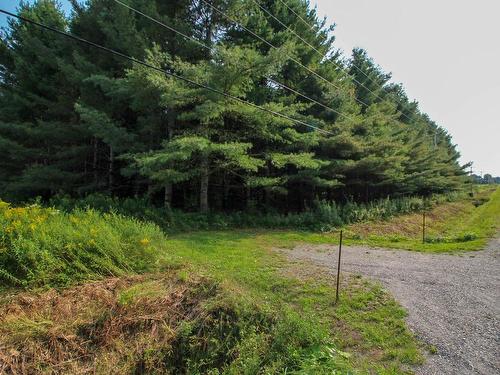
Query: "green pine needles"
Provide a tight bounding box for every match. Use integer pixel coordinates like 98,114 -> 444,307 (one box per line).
0,0 -> 468,213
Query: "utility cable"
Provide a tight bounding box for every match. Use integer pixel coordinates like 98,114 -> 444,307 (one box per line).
112,0 -> 355,121
0,8 -> 334,135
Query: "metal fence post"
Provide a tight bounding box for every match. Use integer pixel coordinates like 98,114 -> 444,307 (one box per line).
335,230 -> 343,304
422,210 -> 426,244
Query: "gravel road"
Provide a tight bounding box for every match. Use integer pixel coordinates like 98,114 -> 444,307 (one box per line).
286,237 -> 500,374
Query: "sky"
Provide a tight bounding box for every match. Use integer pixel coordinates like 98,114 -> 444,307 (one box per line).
1,0 -> 499,175
311,0 -> 500,176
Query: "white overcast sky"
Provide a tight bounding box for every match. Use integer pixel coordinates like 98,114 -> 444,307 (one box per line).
1,0 -> 499,175
311,0 -> 500,176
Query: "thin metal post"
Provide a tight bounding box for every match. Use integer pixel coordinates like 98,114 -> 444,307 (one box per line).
422,210 -> 426,244
335,230 -> 343,304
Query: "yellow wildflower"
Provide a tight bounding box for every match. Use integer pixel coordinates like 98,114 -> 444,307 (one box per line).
139,238 -> 150,246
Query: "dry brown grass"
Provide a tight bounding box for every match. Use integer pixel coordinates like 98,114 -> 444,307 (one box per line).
348,201 -> 471,238
0,273 -> 216,374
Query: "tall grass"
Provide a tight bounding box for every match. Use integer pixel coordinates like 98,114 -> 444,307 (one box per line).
50,191 -> 465,232
0,201 -> 166,287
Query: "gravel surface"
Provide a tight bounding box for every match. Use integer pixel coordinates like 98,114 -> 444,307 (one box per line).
285,237 -> 500,375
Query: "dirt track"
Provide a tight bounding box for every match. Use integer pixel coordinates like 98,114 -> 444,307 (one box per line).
285,237 -> 500,374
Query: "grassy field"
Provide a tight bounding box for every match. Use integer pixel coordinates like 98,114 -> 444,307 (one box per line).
241,185 -> 500,253
0,201 -> 424,373
1,187 -> 498,373
345,185 -> 500,251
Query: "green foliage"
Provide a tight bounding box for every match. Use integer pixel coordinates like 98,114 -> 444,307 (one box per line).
0,0 -> 467,211
165,296 -> 342,374
343,186 -> 500,252
49,191 -> 461,233
0,200 -> 166,287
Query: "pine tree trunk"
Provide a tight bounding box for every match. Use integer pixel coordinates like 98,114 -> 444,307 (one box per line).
200,159 -> 209,213
108,145 -> 114,191
93,137 -> 98,186
164,184 -> 172,209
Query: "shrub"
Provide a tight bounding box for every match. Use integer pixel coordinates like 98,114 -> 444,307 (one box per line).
0,201 -> 166,287
48,191 -> 464,233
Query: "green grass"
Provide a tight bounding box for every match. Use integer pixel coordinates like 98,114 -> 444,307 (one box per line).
231,186 -> 499,253
346,186 -> 500,252
167,231 -> 424,373
0,201 -> 168,288
5,187 -> 495,372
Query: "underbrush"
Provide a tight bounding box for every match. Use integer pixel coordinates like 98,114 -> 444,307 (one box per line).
0,272 -> 350,374
0,201 -> 167,287
50,191 -> 465,233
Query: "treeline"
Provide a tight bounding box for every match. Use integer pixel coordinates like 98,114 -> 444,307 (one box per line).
0,0 -> 467,213
472,174 -> 500,185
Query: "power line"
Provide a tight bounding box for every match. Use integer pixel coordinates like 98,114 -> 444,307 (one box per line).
251,0 -> 325,59
255,0 -> 414,123
112,0 -> 355,122
198,0 -> 370,107
252,0 -> 398,110
275,0 -> 316,34
274,0 -> 387,91
0,8 -> 334,136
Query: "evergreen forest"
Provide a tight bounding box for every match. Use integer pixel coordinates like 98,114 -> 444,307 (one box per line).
0,0 -> 468,213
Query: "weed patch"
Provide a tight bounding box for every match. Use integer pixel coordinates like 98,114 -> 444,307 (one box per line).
0,201 -> 169,288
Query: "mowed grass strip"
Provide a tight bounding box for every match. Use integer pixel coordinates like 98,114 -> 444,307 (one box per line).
168,231 -> 424,373
346,186 -> 500,252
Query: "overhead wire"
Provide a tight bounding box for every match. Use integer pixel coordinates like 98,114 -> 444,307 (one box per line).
198,0 -> 371,108
0,8 -> 335,135
112,0 -> 355,121
253,0 -> 414,122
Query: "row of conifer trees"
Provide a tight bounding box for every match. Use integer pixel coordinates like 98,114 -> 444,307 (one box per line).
0,0 -> 468,212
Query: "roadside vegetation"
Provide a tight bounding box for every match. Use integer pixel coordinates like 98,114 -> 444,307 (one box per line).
1,186 -> 497,372
50,190 -> 465,233
0,201 -> 166,288
345,185 -> 500,251
0,199 -> 423,373
261,185 -> 499,253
